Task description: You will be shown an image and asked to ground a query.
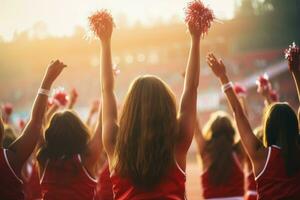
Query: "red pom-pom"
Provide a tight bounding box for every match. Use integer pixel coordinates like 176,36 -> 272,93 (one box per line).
234,83 -> 247,96
2,103 -> 13,116
269,90 -> 279,102
285,42 -> 298,60
53,88 -> 68,106
89,9 -> 115,37
256,73 -> 270,89
18,119 -> 26,130
285,42 -> 300,71
184,0 -> 214,36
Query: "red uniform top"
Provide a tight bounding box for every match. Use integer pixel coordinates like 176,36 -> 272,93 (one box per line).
255,146 -> 300,200
245,172 -> 257,200
95,162 -> 113,200
23,161 -> 42,200
201,153 -> 244,199
111,162 -> 186,200
41,154 -> 97,200
0,148 -> 24,200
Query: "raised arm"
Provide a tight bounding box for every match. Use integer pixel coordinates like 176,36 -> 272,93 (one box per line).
177,24 -> 201,157
194,116 -> 206,156
67,88 -> 78,110
206,54 -> 266,167
288,46 -> 300,112
83,102 -> 103,175
8,60 -> 66,174
86,100 -> 99,129
96,18 -> 118,159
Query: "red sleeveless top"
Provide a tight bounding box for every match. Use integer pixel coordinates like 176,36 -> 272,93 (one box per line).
23,161 -> 42,200
245,171 -> 257,200
111,162 -> 186,200
0,148 -> 24,200
201,153 -> 244,199
40,154 -> 97,200
95,162 -> 113,200
255,146 -> 300,200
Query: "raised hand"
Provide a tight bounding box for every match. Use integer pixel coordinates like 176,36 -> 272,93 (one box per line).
42,60 -> 67,89
187,22 -> 201,39
206,53 -> 226,78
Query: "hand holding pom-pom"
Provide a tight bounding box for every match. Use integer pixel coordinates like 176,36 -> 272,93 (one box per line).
234,83 -> 247,97
285,42 -> 300,72
53,87 -> 68,107
184,0 -> 214,37
269,90 -> 279,102
2,103 -> 13,116
256,74 -> 271,97
89,9 -> 115,41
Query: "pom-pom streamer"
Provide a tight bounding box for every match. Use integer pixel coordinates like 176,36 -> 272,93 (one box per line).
269,90 -> 279,102
256,73 -> 270,90
52,87 -> 68,106
184,0 -> 215,37
88,9 -> 115,38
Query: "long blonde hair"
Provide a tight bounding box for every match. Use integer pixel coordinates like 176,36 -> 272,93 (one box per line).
114,75 -> 179,188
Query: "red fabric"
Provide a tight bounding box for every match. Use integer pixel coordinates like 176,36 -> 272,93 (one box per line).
41,154 -> 97,200
256,146 -> 300,200
23,161 -> 42,200
0,148 -> 24,200
201,154 -> 244,198
245,172 -> 257,200
111,163 -> 186,200
95,163 -> 113,200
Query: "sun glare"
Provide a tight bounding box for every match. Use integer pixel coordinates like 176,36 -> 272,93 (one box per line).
0,0 -> 236,41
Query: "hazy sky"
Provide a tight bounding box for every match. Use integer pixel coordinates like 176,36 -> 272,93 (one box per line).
0,0 -> 237,41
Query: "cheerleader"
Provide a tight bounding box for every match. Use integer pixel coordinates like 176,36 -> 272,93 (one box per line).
96,13 -> 200,199
194,113 -> 245,200
207,52 -> 300,200
37,97 -> 103,200
0,60 -> 66,199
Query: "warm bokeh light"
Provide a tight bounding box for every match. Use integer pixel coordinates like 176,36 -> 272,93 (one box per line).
0,0 -> 237,41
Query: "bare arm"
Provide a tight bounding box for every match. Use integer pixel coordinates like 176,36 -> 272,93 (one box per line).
194,116 -> 206,156
98,23 -> 118,159
86,100 -> 99,128
83,105 -> 103,175
8,60 -> 66,174
288,46 -> 300,111
206,54 -> 266,167
67,88 -> 78,110
177,24 -> 201,161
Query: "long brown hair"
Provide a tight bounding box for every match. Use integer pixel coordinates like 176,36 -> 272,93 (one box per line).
37,110 -> 90,164
114,75 -> 178,188
0,116 -> 4,146
203,111 -> 236,186
263,103 -> 300,176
